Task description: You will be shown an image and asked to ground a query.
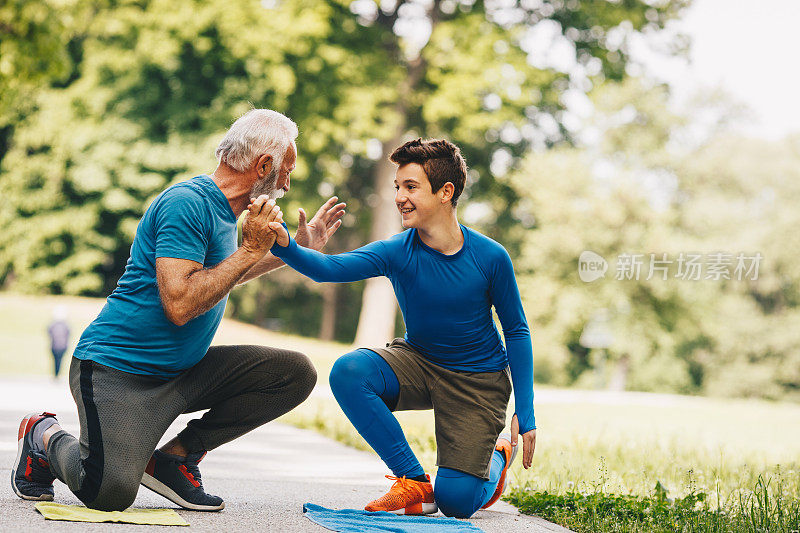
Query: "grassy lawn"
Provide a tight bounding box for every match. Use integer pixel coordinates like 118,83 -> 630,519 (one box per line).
3,293 -> 799,531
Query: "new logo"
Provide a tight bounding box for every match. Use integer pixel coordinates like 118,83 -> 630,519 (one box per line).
579,251 -> 608,282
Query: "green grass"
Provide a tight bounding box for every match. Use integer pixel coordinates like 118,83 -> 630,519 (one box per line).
3,293 -> 800,531
507,476 -> 800,532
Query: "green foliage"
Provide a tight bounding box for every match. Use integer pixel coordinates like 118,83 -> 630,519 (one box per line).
509,485 -> 713,532
0,0 -> 690,342
0,0 -> 77,125
508,476 -> 800,533
1,0 -> 795,399
508,79 -> 800,399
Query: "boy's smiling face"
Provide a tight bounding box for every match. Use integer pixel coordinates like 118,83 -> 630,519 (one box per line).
394,163 -> 450,229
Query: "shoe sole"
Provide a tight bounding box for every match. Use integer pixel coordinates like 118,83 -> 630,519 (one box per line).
387,502 -> 438,515
11,413 -> 54,502
141,472 -> 225,512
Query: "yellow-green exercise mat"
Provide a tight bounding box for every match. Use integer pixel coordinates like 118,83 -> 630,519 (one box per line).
35,502 -> 189,526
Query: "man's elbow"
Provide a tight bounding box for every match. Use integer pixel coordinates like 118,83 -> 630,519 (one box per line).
162,300 -> 190,327
169,315 -> 189,327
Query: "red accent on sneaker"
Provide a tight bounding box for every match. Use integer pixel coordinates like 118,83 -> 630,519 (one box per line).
18,412 -> 57,441
38,458 -> 49,468
25,457 -> 33,480
18,415 -> 31,441
179,464 -> 200,488
145,457 -> 156,477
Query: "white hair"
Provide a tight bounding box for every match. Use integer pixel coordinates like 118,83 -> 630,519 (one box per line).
215,109 -> 298,173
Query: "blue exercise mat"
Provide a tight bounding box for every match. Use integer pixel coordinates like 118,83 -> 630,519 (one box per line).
302,503 -> 484,532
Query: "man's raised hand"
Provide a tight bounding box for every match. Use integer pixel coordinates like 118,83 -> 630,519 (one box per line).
242,195 -> 282,255
295,196 -> 346,251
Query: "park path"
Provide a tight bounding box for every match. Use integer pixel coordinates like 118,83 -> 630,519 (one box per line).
0,376 -> 571,532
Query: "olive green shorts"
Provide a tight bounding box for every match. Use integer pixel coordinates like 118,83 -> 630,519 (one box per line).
368,338 -> 512,479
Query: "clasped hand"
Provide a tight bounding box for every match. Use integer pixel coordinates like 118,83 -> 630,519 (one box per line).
242,195 -> 283,254
244,195 -> 347,254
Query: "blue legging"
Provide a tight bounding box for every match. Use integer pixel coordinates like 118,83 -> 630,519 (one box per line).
329,349 -> 506,518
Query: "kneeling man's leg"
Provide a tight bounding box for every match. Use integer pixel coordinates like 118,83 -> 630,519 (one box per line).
174,345 -> 316,452
47,359 -> 185,511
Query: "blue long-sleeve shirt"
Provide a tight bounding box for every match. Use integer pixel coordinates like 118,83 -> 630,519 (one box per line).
272,224 -> 536,433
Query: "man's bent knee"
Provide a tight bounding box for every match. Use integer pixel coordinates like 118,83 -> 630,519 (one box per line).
284,350 -> 317,403
84,478 -> 139,512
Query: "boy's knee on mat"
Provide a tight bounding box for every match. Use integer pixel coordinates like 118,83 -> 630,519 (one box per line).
434,479 -> 481,519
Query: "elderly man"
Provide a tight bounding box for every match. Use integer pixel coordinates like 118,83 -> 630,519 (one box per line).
12,109 -> 345,512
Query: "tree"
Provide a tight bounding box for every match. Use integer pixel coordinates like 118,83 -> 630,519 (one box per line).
674,133 -> 800,399
0,0 -> 379,297
507,79 -> 800,399
0,0 -> 691,346
508,79 -> 710,391
0,0 -> 75,126
332,0 -> 691,345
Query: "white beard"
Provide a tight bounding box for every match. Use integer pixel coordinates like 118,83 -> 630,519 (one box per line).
250,166 -> 280,199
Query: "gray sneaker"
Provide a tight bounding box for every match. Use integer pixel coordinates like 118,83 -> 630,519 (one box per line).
11,412 -> 58,501
141,450 -> 225,511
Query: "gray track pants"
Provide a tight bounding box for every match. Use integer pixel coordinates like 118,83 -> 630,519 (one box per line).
46,345 -> 317,511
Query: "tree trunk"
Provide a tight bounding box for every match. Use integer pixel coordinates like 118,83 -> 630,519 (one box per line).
319,283 -> 337,341
353,8 -> 431,346
608,354 -> 630,392
353,135 -> 404,346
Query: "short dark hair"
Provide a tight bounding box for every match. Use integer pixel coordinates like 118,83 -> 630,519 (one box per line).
389,138 -> 467,207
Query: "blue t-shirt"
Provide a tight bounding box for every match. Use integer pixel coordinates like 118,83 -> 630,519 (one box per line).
271,225 -> 536,433
73,175 -> 238,378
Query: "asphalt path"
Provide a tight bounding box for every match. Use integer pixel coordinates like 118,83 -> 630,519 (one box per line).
0,376 -> 570,532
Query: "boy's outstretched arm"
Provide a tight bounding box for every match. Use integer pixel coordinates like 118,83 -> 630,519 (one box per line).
491,247 -> 537,469
269,220 -> 390,283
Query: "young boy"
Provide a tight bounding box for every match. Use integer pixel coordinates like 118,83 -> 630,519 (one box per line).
269,138 -> 535,518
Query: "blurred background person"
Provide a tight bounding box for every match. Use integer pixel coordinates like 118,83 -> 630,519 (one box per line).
47,306 -> 70,379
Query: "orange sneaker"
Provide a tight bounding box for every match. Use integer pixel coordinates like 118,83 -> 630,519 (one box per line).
365,474 -> 437,515
481,433 -> 518,509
